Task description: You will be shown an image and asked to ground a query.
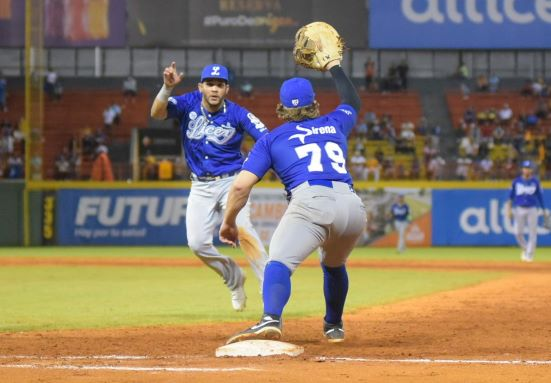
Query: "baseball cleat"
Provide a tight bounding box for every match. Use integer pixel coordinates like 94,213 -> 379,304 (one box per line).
230,272 -> 247,312
226,314 -> 282,344
323,321 -> 345,343
520,251 -> 533,262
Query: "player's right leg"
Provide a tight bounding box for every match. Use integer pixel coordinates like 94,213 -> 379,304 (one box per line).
186,182 -> 246,311
514,208 -> 528,261
396,221 -> 407,253
319,191 -> 366,343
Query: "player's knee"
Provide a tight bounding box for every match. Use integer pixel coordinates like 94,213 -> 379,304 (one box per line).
187,237 -> 212,254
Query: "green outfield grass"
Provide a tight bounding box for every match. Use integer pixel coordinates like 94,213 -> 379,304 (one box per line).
0,246 -> 515,332
1,246 -> 550,262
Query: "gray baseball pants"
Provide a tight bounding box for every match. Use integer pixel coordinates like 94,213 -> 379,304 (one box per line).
269,181 -> 366,273
186,176 -> 268,289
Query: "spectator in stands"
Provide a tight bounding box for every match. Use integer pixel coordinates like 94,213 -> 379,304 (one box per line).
7,153 -> 23,178
91,145 -> 114,181
366,156 -> 381,181
498,103 -> 513,123
53,79 -> 63,101
382,64 -> 400,92
350,150 -> 367,180
531,78 -> 545,97
122,75 -> 138,101
355,118 -> 368,139
103,103 -> 121,134
463,106 -> 476,124
457,61 -> 470,80
427,154 -> 446,180
111,102 -> 122,125
239,79 -> 254,99
459,136 -> 477,157
476,74 -> 489,92
417,116 -> 429,136
492,125 -> 506,144
489,73 -> 500,93
454,119 -> 467,140
44,67 -> 58,100
370,121 -> 383,140
364,58 -> 376,91
455,155 -> 472,180
535,98 -> 549,119
520,79 -> 533,96
397,59 -> 409,90
54,146 -> 72,180
364,111 -> 377,125
479,157 -> 494,180
142,151 -> 157,180
0,71 -> 7,112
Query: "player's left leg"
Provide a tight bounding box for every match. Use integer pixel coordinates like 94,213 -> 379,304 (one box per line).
220,177 -> 268,288
514,207 -> 528,260
525,207 -> 538,261
396,220 -> 407,253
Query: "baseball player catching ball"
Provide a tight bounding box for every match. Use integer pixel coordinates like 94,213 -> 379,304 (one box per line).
150,62 -> 268,311
389,194 -> 410,253
506,160 -> 547,262
219,22 -> 366,344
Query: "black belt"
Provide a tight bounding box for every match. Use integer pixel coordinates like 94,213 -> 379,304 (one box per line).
191,171 -> 239,182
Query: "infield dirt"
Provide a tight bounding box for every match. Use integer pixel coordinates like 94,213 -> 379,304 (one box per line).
1,260 -> 550,382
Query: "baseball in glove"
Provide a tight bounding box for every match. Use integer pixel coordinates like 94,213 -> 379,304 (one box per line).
543,213 -> 551,230
293,21 -> 345,72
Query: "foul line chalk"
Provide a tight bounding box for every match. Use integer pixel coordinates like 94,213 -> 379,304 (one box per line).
0,363 -> 259,373
316,357 -> 551,366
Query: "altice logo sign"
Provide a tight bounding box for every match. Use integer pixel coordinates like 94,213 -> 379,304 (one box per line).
459,199 -> 550,235
402,0 -> 551,24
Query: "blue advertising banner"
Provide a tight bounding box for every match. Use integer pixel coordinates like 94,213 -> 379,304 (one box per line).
56,189 -> 189,245
370,0 -> 551,49
432,189 -> 551,246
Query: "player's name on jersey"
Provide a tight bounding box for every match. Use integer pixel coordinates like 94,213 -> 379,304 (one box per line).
289,125 -> 337,144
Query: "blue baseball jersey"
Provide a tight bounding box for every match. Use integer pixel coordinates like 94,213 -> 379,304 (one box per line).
242,104 -> 357,193
509,176 -> 545,208
166,90 -> 267,177
391,203 -> 410,221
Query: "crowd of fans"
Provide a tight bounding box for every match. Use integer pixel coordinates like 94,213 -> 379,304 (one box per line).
348,110 -> 442,181
453,79 -> 551,180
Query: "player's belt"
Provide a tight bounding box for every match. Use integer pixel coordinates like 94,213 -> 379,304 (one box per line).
308,179 -> 334,188
190,171 -> 239,182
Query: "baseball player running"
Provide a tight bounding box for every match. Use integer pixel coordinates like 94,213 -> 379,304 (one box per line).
219,50 -> 365,344
389,194 -> 410,253
506,160 -> 547,262
151,62 -> 269,311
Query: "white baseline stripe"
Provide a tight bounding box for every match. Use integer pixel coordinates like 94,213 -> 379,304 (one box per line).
317,357 -> 551,366
0,364 -> 259,373
0,355 -> 161,360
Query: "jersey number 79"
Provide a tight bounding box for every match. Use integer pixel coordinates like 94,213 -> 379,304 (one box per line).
295,142 -> 347,174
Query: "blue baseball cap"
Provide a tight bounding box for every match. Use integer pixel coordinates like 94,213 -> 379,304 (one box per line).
200,64 -> 228,82
280,77 -> 315,108
521,160 -> 533,168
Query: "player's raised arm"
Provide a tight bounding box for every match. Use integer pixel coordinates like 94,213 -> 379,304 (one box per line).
150,61 -> 184,120
327,62 -> 361,113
